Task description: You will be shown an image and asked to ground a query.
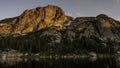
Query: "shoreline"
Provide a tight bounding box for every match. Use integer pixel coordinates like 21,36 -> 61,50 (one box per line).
0,52 -> 118,59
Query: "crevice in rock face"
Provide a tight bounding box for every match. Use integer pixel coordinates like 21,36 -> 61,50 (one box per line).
53,10 -> 59,21
91,20 -> 102,37
43,8 -> 46,22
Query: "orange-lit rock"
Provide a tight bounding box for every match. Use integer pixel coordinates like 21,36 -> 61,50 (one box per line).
0,5 -> 68,34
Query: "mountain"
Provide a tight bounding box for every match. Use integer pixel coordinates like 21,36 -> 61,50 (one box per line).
0,5 -> 68,34
0,5 -> 120,40
0,5 -> 120,55
71,14 -> 120,40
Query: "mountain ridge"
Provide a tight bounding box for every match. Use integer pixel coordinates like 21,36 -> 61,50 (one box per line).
0,5 -> 120,40
0,5 -> 120,55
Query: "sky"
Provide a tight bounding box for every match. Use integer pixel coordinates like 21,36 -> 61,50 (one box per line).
0,0 -> 120,21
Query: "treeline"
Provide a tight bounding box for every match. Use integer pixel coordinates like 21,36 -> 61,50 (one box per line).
0,35 -> 118,55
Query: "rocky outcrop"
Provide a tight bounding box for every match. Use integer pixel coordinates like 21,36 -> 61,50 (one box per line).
71,14 -> 120,40
0,5 -> 68,34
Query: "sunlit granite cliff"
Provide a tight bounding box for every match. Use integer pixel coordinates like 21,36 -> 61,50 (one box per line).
0,5 -> 68,34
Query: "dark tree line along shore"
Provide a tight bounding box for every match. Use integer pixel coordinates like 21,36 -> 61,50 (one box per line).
0,34 -> 119,55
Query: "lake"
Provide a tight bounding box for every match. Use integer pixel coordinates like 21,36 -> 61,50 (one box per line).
0,57 -> 119,68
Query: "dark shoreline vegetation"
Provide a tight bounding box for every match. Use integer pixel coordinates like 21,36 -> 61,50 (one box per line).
0,31 -> 119,58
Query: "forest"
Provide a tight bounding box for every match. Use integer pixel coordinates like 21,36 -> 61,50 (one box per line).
0,34 -> 119,56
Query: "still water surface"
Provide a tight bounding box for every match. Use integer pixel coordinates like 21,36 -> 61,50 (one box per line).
0,57 -> 120,68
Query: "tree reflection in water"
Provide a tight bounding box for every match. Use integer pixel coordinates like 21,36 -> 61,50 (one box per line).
0,57 -> 119,68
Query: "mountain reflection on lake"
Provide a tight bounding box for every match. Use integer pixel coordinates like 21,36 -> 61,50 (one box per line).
0,57 -> 120,68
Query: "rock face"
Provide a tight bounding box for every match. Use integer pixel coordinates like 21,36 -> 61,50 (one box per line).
71,14 -> 120,40
0,5 -> 68,34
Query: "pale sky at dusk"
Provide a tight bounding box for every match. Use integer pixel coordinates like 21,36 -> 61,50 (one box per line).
0,0 -> 120,20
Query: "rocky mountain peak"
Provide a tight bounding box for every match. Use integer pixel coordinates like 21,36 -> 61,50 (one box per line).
0,5 -> 68,34
96,14 -> 120,28
70,14 -> 120,40
96,14 -> 109,18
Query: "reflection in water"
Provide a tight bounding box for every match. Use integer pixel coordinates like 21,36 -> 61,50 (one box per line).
0,57 -> 120,68
0,58 -> 22,68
